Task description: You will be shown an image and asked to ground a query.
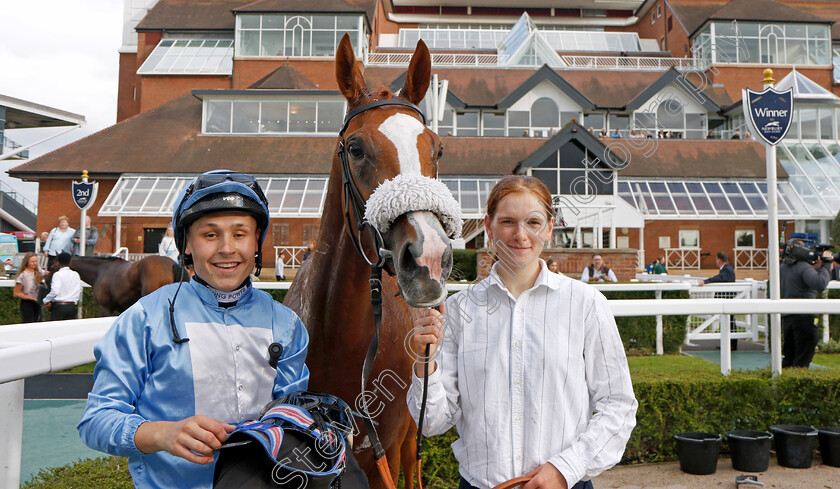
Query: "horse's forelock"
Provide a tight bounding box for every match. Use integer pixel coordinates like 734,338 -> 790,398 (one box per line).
350,86 -> 408,110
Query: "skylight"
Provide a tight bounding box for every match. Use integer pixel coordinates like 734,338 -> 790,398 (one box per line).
138,39 -> 234,75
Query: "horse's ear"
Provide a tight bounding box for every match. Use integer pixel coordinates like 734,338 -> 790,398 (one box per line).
400,39 -> 431,106
335,33 -> 366,104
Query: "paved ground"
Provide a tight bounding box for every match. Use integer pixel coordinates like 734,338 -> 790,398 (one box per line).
596,457 -> 840,488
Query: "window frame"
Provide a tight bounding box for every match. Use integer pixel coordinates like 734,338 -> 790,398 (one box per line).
735,229 -> 755,249
678,229 -> 700,249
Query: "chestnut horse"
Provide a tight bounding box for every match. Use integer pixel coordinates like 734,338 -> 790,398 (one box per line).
62,255 -> 188,315
285,35 -> 455,489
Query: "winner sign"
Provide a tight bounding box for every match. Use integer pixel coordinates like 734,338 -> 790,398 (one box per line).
742,87 -> 793,146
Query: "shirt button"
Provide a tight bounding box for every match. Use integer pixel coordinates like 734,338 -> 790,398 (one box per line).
235,345 -> 241,351
515,417 -> 521,422
514,340 -> 521,348
516,456 -> 521,461
514,379 -> 521,385
238,385 -> 243,391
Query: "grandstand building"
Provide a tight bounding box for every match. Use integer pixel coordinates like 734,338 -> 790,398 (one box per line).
10,0 -> 840,274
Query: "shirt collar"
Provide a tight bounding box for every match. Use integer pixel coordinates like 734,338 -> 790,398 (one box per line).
190,276 -> 253,307
486,258 -> 563,293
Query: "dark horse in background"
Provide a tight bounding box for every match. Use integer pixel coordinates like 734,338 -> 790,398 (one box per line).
285,35 -> 454,489
56,255 -> 188,315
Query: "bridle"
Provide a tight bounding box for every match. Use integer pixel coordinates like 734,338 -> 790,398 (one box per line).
336,98 -> 429,489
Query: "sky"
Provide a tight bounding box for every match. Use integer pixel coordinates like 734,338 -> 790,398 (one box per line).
0,0 -> 124,205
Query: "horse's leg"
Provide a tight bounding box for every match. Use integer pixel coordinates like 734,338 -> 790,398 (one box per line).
399,416 -> 418,489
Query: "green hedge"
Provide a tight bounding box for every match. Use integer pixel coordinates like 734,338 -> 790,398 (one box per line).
451,249 -> 477,282
824,289 -> 840,342
0,288 -> 101,325
602,290 -> 689,355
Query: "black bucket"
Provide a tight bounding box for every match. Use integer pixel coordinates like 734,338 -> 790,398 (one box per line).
770,425 -> 818,468
674,432 -> 722,475
818,427 -> 840,467
726,430 -> 773,472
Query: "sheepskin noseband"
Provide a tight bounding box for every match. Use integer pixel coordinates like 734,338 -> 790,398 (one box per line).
364,174 -> 463,239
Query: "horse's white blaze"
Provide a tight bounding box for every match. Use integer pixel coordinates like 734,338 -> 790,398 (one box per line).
414,212 -> 447,282
378,113 -> 424,175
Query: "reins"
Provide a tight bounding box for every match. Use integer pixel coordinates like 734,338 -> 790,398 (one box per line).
337,98 -> 428,489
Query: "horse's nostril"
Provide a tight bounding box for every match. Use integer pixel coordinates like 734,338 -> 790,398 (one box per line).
400,242 -> 415,271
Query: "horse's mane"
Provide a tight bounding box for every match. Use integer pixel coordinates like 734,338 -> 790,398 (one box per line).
79,255 -> 125,261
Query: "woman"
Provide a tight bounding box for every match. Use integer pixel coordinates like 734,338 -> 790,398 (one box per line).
408,175 -> 637,489
546,258 -> 561,274
13,252 -> 45,323
158,225 -> 179,262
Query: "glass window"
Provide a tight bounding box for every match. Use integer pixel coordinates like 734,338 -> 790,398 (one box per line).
206,100 -> 232,133
656,101 -> 684,130
686,182 -> 714,214
735,230 -> 755,248
667,182 -> 694,213
531,97 -> 559,128
508,111 -> 529,136
236,13 -> 363,57
800,107 -> 818,139
289,101 -> 316,132
634,112 -> 656,132
820,108 -> 834,140
704,182 -> 734,214
261,101 -> 288,133
649,182 -> 676,214
317,101 -> 343,132
532,169 -> 558,194
482,112 -> 506,136
281,179 -> 306,213
232,101 -> 259,133
721,182 -> 751,214
679,230 -> 699,248
456,112 -> 479,136
584,113 -> 604,130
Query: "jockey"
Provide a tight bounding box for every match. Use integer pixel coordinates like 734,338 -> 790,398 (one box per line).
78,170 -> 310,489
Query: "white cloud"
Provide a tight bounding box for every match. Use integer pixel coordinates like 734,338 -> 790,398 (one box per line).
0,0 -> 123,204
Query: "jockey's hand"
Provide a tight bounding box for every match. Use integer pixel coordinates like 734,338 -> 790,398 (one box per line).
522,463 -> 568,489
135,415 -> 234,464
412,304 -> 445,378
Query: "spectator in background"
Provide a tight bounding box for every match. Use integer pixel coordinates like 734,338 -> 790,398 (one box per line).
158,225 -> 179,263
43,216 -> 75,269
73,215 -> 99,256
598,127 -> 608,139
610,127 -> 622,138
302,240 -> 316,261
732,129 -> 741,140
653,256 -> 667,274
645,258 -> 658,274
13,252 -> 45,323
546,258 -> 560,274
43,252 -> 82,320
581,254 -> 617,283
38,232 -> 49,253
276,251 -> 287,281
699,252 -> 737,350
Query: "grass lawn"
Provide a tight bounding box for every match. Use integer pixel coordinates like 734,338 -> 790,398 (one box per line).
814,353 -> 840,369
628,354 -> 719,381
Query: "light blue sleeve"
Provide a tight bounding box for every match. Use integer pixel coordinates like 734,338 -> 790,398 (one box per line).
77,303 -> 150,458
272,311 -> 310,399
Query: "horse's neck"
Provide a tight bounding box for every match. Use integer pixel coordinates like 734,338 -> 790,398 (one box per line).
70,258 -> 110,285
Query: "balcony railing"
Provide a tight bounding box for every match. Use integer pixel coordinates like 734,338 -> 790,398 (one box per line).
734,248 -> 768,270
561,55 -> 702,71
664,247 -> 701,269
1,136 -> 29,159
0,180 -> 37,214
366,52 -> 500,67
366,51 -> 704,71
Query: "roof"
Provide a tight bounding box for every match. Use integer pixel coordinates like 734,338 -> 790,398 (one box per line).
137,0 -> 375,31
618,139 -> 787,178
664,0 -> 831,38
136,0 -> 243,31
7,93 -> 539,178
625,68 -> 720,112
515,121 -> 614,173
497,66 -> 595,110
232,0 -> 374,23
781,0 -> 840,39
249,63 -> 320,89
0,94 -> 85,129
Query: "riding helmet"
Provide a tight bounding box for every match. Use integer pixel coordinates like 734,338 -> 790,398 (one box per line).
172,170 -> 270,273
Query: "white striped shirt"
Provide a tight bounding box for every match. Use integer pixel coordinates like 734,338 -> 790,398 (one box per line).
407,260 -> 637,489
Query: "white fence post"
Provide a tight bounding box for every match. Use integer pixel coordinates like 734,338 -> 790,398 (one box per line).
721,315 -> 731,376
0,380 -> 24,489
655,289 -> 663,355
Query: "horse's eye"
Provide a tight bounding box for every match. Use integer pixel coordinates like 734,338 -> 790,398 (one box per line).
348,143 -> 364,159
437,146 -> 444,160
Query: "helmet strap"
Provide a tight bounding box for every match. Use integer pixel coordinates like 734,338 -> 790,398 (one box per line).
254,250 -> 263,277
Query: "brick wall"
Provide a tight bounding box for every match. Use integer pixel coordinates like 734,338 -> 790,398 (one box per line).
476,248 -> 638,281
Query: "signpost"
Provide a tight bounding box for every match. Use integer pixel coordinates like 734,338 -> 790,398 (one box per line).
742,69 -> 793,377
71,170 -> 98,319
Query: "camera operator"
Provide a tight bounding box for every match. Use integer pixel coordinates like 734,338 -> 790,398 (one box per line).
780,240 -> 832,368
